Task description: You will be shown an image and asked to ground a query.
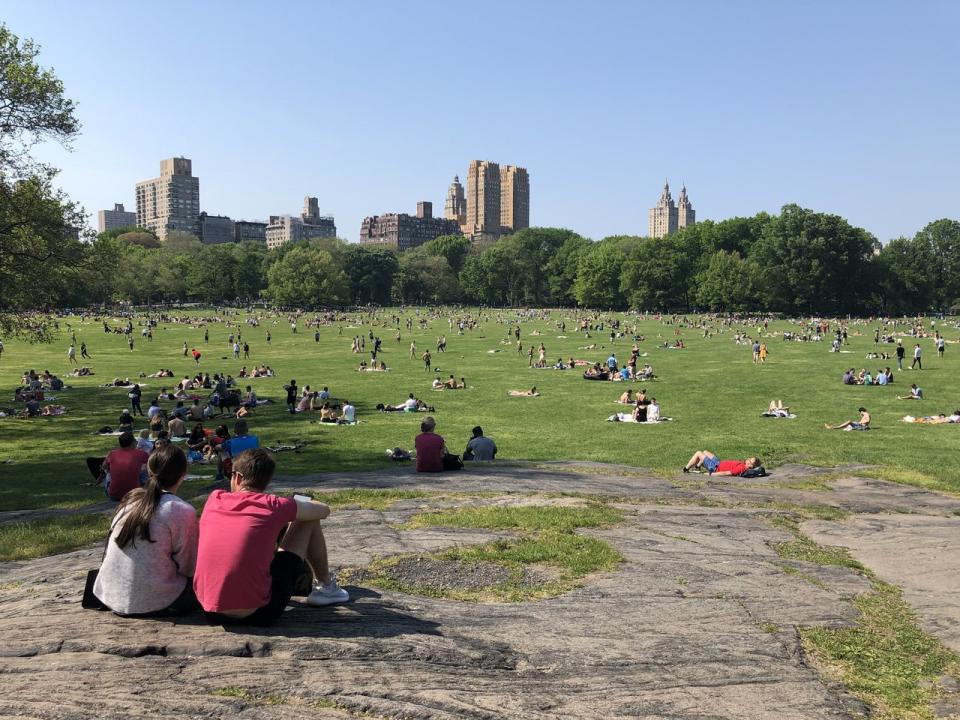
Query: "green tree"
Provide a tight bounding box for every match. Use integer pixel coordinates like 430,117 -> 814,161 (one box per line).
460,245 -> 513,305
545,233 -> 590,306
913,219 -> 960,312
620,233 -> 696,310
750,204 -> 876,314
0,24 -> 84,338
117,230 -> 161,249
422,234 -> 471,274
573,240 -> 627,309
393,253 -> 459,304
693,250 -> 761,311
342,245 -> 399,304
163,230 -> 203,254
265,246 -> 350,307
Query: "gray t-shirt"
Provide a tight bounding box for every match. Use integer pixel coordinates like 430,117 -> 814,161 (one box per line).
466,436 -> 497,461
94,492 -> 198,615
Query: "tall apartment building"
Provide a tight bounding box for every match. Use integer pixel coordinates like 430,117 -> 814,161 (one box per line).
265,214 -> 336,250
198,212 -> 235,244
500,165 -> 530,233
97,203 -> 137,233
465,160 -> 501,239
648,181 -> 695,238
359,201 -> 462,252
444,175 -> 466,227
135,157 -> 200,242
234,220 -> 268,244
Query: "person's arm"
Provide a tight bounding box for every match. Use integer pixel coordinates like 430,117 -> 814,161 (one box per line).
170,504 -> 199,577
294,496 -> 330,521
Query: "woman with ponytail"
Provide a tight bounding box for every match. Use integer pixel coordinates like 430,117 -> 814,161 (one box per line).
93,444 -> 200,616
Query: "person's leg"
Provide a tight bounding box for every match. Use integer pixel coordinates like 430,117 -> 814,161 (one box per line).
279,520 -> 330,585
825,420 -> 852,429
683,450 -> 707,470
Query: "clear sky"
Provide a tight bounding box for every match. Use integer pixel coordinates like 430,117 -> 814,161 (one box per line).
6,0 -> 959,243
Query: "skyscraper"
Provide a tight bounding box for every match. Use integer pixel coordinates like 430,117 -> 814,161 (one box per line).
677,185 -> 695,230
444,175 -> 466,227
648,180 -> 694,238
500,165 -> 529,233
135,157 -> 200,242
465,160 -> 501,239
360,201 -> 461,251
97,203 -> 137,233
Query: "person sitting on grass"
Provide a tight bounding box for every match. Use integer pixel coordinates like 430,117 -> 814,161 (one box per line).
825,407 -> 871,430
443,374 -> 458,389
682,450 -> 760,476
217,419 -> 259,481
415,416 -> 447,473
618,389 -> 634,405
318,402 -> 340,423
463,425 -> 497,462
193,448 -> 349,626
92,444 -> 199,617
897,383 -> 923,400
507,386 -> 539,397
102,432 -> 150,501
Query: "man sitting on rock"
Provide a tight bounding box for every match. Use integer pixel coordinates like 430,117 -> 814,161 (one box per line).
194,448 -> 349,626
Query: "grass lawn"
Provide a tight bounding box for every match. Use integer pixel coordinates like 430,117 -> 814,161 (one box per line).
1,310 -> 958,513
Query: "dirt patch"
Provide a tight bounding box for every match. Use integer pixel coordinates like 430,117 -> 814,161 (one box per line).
370,556 -> 546,593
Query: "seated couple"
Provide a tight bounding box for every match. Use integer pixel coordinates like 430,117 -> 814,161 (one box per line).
91,445 -> 348,623
378,393 -> 434,412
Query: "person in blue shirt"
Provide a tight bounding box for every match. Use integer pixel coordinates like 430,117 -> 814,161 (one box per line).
217,419 -> 260,481
606,354 -> 618,372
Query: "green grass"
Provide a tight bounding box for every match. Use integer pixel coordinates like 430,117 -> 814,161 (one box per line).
308,488 -> 433,510
3,311 -> 960,515
211,687 -> 286,705
351,503 -> 624,601
0,513 -> 110,561
801,582 -> 960,720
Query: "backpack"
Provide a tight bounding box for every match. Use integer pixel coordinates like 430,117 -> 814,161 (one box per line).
741,466 -> 767,478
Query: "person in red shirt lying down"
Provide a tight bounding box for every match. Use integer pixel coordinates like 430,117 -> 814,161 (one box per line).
681,450 -> 760,476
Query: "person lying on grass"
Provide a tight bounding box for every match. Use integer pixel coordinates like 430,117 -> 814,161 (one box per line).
93,444 -> 199,617
763,400 -> 793,418
902,412 -> 960,424
682,450 -> 760,476
194,448 -> 349,626
508,386 -> 539,397
825,407 -> 871,430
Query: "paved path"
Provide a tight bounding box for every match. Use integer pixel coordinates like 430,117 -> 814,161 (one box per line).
1,463 -> 958,719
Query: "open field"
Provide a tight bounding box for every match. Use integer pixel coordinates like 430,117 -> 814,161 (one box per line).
1,309 -> 958,514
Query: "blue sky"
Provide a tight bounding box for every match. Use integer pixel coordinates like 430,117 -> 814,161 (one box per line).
7,0 -> 958,242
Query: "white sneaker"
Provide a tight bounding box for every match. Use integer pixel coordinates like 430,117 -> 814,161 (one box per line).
307,576 -> 349,606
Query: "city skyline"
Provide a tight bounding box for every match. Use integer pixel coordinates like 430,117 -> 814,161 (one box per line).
7,1 -> 959,244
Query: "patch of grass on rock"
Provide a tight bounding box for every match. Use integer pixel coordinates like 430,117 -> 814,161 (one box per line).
308,488 -> 433,511
351,504 -> 624,602
801,581 -> 960,719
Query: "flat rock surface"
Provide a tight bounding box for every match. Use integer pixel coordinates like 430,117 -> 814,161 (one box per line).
1,462 -> 958,719
803,513 -> 960,653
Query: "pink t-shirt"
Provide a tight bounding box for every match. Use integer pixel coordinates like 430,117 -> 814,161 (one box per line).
415,432 -> 445,472
193,490 -> 297,612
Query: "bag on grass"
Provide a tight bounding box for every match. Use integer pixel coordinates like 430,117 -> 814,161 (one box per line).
442,453 -> 464,471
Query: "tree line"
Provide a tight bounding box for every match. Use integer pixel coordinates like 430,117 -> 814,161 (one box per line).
54,211 -> 960,317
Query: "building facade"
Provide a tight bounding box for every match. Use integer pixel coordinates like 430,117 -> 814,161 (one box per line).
648,181 -> 695,237
359,201 -> 462,252
234,220 -> 268,244
265,214 -> 336,250
465,160 -> 501,239
135,157 -> 200,242
500,165 -> 529,233
444,175 -> 466,227
198,212 -> 235,244
97,203 -> 137,233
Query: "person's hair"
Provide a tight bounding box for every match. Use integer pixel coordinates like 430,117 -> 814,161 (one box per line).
139,429 -> 149,439
118,432 -> 135,448
215,424 -> 229,439
421,416 -> 436,432
113,444 -> 187,549
472,426 -> 483,437
234,419 -> 248,436
858,407 -> 867,412
233,448 -> 275,491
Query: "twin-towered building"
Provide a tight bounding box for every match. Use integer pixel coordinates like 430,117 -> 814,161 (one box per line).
449,160 -> 529,240
648,181 -> 695,238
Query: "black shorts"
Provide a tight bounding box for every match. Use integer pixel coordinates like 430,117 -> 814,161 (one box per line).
204,550 -> 309,626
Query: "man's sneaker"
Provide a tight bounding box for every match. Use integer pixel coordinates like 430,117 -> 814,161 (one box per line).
307,577 -> 349,606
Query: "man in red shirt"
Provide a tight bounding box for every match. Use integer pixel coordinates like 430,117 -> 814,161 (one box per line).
681,450 -> 760,476
103,432 -> 149,500
194,448 -> 348,626
414,417 -> 445,472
